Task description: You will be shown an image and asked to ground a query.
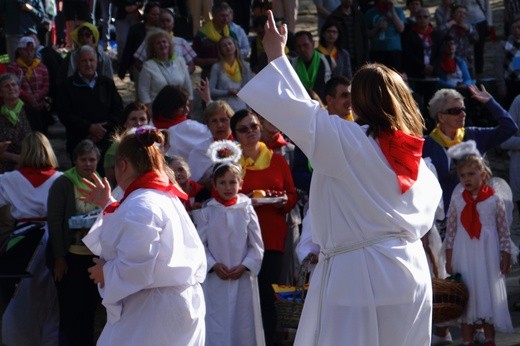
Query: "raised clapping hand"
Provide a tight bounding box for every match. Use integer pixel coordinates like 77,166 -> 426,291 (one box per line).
263,10 -> 288,63
468,84 -> 492,104
195,78 -> 211,104
79,173 -> 112,208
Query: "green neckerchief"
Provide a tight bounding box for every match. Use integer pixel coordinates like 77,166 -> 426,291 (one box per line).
63,167 -> 100,190
0,100 -> 24,126
153,55 -> 177,66
295,51 -> 321,91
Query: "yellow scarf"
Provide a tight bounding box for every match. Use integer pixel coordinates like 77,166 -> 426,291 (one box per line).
341,112 -> 354,121
429,125 -> 465,148
317,44 -> 338,61
199,21 -> 230,43
223,59 -> 241,83
16,58 -> 41,78
239,142 -> 273,176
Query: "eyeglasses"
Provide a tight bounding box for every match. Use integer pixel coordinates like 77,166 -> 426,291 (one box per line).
236,123 -> 260,133
441,107 -> 466,115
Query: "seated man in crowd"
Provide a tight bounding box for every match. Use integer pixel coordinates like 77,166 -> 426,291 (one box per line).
291,30 -> 332,101
57,45 -> 123,171
65,22 -> 113,79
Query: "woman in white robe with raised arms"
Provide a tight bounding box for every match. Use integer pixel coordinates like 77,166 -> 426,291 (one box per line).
238,11 -> 443,346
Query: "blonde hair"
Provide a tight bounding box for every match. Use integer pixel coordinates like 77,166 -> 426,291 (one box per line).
146,29 -> 174,60
455,154 -> 492,182
203,100 -> 234,123
217,36 -> 247,77
20,132 -> 58,169
351,63 -> 424,137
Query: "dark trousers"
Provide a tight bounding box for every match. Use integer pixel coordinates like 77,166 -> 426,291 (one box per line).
474,20 -> 489,75
56,253 -> 101,346
258,250 -> 283,346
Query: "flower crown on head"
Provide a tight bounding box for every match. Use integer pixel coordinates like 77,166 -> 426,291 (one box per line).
447,140 -> 481,161
207,140 -> 242,164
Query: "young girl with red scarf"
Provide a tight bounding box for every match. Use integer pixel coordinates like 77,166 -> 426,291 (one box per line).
167,155 -> 210,212
445,140 -> 515,346
193,140 -> 265,346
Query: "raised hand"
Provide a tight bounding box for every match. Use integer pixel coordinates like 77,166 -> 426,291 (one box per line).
468,84 -> 492,104
79,173 -> 112,207
195,78 -> 211,104
263,10 -> 288,62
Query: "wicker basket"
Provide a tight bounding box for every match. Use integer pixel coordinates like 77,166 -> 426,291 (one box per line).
274,258 -> 311,329
432,276 -> 469,324
275,299 -> 304,329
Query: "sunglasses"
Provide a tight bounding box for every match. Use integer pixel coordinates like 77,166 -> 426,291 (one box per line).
236,123 -> 260,133
442,107 -> 466,115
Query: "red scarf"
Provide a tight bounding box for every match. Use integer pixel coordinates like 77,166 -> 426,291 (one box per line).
461,184 -> 495,239
266,133 -> 288,150
182,180 -> 205,211
413,25 -> 433,47
440,55 -> 457,74
378,130 -> 424,194
103,170 -> 188,214
18,166 -> 56,188
153,115 -> 187,129
211,190 -> 238,207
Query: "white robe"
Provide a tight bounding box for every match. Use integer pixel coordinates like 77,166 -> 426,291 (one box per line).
83,188 -> 207,346
238,56 -> 442,346
165,120 -> 212,160
0,170 -> 62,346
194,194 -> 264,346
188,137 -> 214,183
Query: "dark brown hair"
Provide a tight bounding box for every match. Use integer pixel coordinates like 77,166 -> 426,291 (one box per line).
351,63 -> 424,137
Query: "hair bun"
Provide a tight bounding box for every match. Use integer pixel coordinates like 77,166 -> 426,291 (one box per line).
133,125 -> 163,147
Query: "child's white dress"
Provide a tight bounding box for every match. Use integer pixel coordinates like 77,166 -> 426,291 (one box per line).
194,194 -> 265,346
445,190 -> 513,332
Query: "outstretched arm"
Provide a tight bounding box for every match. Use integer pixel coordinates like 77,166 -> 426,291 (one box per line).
263,10 -> 288,63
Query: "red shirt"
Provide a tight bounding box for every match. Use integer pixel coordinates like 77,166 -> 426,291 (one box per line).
240,153 -> 297,252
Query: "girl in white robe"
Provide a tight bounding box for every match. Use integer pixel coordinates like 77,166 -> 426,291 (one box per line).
0,132 -> 61,346
445,142 -> 514,344
238,12 -> 442,346
82,127 -> 207,346
193,146 -> 264,346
